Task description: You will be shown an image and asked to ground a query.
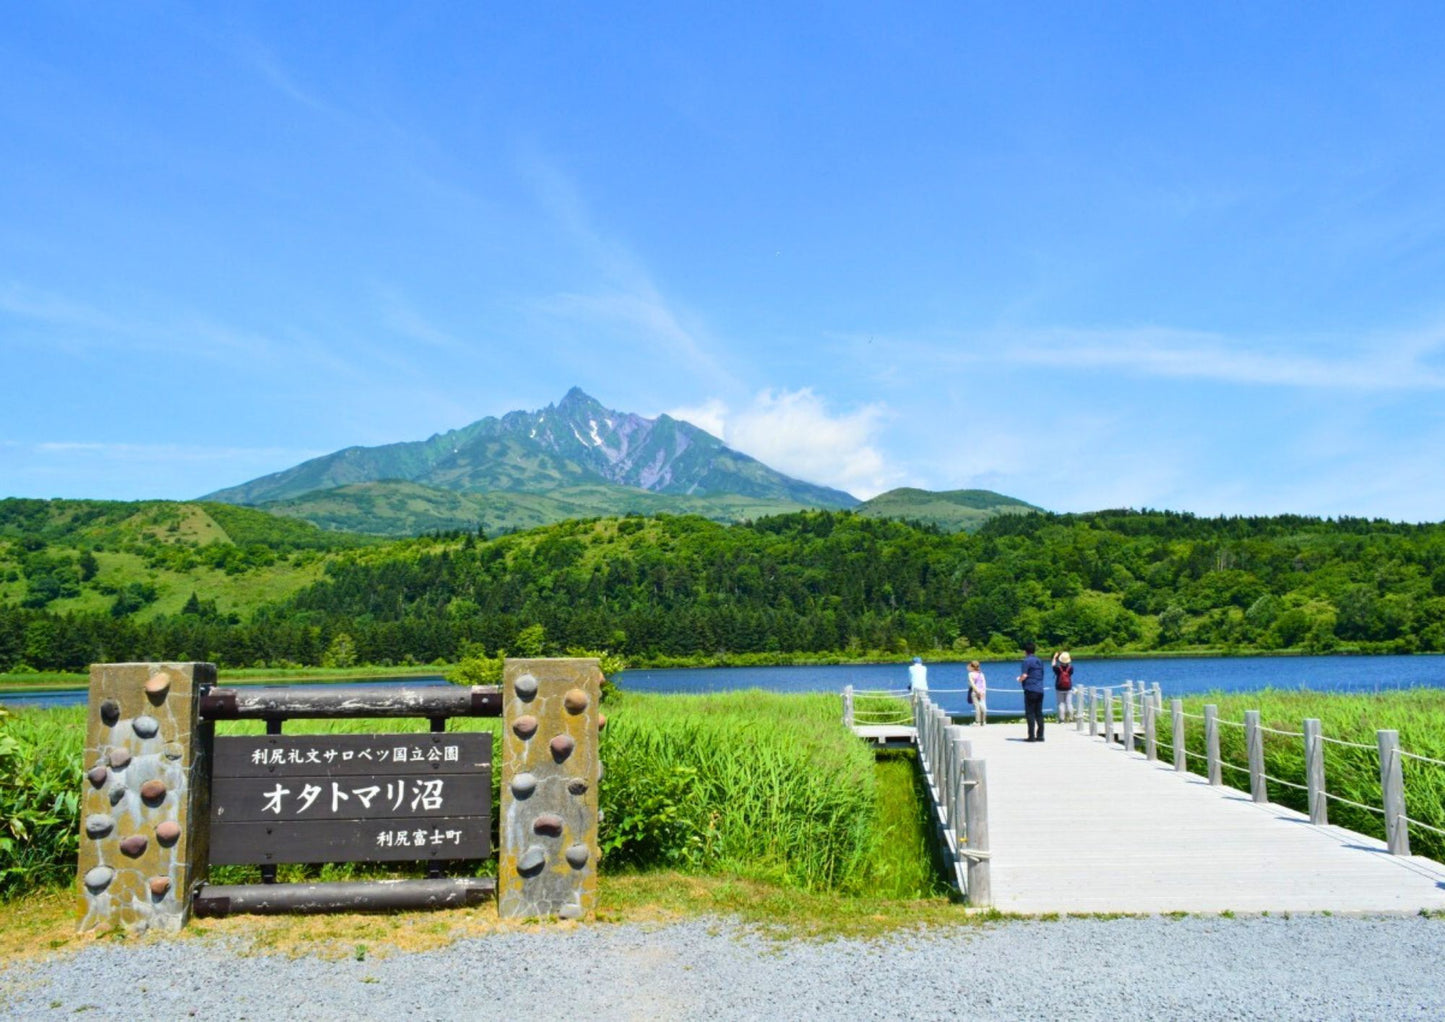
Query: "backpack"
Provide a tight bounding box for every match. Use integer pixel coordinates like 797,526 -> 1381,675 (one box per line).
1057,664 -> 1073,690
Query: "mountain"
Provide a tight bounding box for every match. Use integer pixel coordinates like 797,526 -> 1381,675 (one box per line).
205,388 -> 858,514
255,480 -> 846,537
854,488 -> 1042,532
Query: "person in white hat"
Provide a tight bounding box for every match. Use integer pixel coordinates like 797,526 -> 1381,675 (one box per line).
1052,650 -> 1075,722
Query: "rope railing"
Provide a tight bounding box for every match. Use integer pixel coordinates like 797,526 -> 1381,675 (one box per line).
1082,689 -> 1439,861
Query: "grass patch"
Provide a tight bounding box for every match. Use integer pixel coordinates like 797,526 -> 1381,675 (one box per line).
0,872 -> 987,962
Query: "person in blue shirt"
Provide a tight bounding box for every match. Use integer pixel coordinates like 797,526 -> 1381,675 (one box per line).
1017,641 -> 1047,742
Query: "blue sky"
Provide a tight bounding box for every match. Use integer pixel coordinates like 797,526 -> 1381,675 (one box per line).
4,3 -> 1445,519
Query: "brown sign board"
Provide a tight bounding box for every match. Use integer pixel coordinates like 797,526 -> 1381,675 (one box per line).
209,732 -> 491,866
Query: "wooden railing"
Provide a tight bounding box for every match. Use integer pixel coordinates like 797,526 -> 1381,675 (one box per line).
911,690 -> 991,906
1079,683 -> 1445,860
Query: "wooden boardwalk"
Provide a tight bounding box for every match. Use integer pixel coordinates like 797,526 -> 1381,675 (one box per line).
960,720 -> 1445,914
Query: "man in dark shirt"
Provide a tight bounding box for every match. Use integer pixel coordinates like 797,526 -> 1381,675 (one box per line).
1018,641 -> 1046,742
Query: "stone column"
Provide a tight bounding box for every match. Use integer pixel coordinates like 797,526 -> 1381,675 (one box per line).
77,662 -> 214,934
498,658 -> 601,920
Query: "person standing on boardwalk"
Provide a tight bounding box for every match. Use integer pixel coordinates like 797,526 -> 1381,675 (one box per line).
1052,650 -> 1074,722
967,660 -> 987,725
908,656 -> 928,693
1018,641 -> 1046,741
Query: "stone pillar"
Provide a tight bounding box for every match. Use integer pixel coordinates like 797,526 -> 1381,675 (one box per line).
498,658 -> 601,920
77,662 -> 214,934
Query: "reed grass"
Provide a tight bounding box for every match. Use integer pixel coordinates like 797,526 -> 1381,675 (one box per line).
1172,689 -> 1445,862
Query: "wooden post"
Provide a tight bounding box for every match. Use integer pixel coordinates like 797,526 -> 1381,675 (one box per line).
1103,689 -> 1114,746
1171,698 -> 1185,772
843,685 -> 854,728
1088,688 -> 1099,737
1075,687 -> 1086,732
1144,693 -> 1157,761
962,758 -> 991,907
1122,683 -> 1135,752
944,724 -> 963,827
1245,709 -> 1267,803
1304,718 -> 1327,825
1205,704 -> 1221,785
1377,730 -> 1410,856
950,732 -> 970,879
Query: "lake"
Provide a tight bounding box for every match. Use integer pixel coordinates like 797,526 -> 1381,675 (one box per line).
5,654 -> 1444,714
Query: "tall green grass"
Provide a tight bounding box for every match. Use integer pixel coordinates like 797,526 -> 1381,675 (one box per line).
2,690 -> 924,899
599,690 -> 882,891
0,706 -> 83,897
1172,689 -> 1445,862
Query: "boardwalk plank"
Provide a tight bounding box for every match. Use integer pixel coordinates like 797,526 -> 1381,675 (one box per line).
959,721 -> 1445,914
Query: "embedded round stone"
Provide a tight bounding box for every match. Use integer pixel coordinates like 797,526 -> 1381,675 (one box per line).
509,772 -> 538,799
148,877 -> 171,898
145,672 -> 171,699
83,866 -> 115,892
512,715 -> 539,740
162,743 -> 184,761
132,715 -> 160,739
87,765 -> 109,788
517,846 -> 546,874
558,904 -> 583,920
563,688 -> 590,714
598,713 -> 608,730
119,834 -> 148,857
513,673 -> 538,701
99,700 -> 121,726
155,820 -> 182,845
85,814 -> 115,838
566,778 -> 588,796
140,779 -> 168,803
108,785 -> 127,806
565,844 -> 590,869
109,748 -> 132,769
533,813 -> 564,837
549,734 -> 576,761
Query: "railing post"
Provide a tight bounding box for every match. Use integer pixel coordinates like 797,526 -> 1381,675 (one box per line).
1245,709 -> 1267,803
1303,718 -> 1327,825
1075,685 -> 1086,732
1122,682 -> 1135,753
962,757 -> 991,907
1103,689 -> 1114,746
1204,704 -> 1221,785
1377,730 -> 1410,856
843,685 -> 854,728
1144,693 -> 1157,761
1171,698 -> 1185,772
1087,688 -> 1097,737
950,731 -> 970,878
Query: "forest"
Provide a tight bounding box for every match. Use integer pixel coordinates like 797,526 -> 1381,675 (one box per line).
3,500 -> 1445,673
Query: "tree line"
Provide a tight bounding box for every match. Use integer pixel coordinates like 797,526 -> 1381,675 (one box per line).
4,508 -> 1445,672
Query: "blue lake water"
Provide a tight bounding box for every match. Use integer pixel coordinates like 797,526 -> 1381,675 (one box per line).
5,656 -> 1445,715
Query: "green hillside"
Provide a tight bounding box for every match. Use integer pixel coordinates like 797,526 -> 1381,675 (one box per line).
854,487 -> 1042,532
260,480 -> 841,536
0,498 -> 375,621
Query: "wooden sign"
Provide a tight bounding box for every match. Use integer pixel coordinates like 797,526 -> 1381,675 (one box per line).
209,732 -> 491,865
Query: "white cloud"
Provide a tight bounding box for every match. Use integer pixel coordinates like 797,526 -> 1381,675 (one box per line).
665,398 -> 729,439
669,389 -> 904,499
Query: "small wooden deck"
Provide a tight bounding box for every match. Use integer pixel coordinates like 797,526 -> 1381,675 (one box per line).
850,724 -> 916,744
957,721 -> 1445,914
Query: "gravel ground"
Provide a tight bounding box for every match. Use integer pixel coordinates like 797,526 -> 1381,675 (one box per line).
3,914 -> 1443,1021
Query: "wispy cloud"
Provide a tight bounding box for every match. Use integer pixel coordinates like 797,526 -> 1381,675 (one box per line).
668,388 -> 905,498
520,151 -> 738,390
857,323 -> 1445,391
